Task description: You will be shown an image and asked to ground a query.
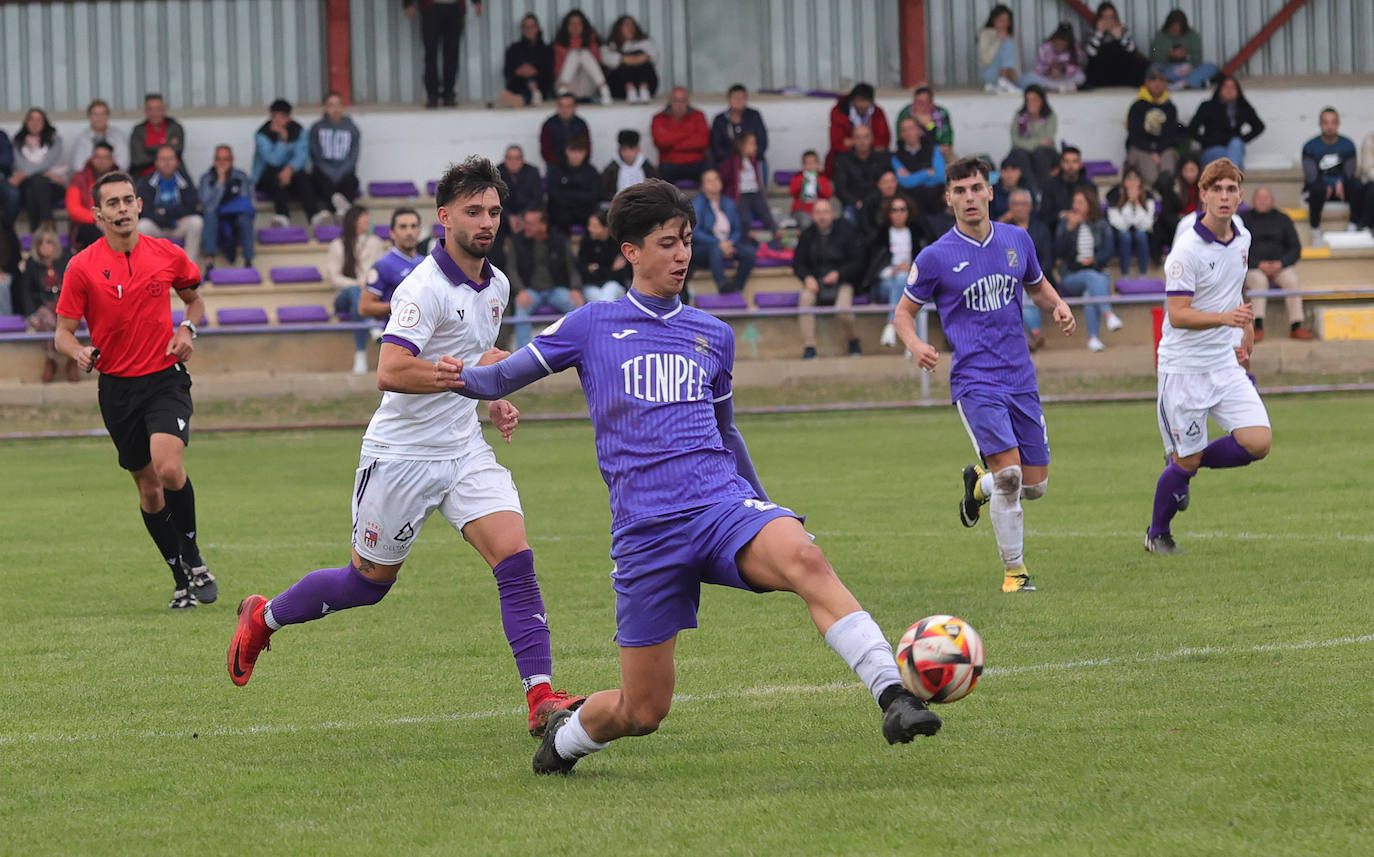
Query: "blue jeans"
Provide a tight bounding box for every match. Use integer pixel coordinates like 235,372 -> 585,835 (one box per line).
703,239 -> 756,294
334,286 -> 369,350
980,39 -> 1019,86
1201,137 -> 1246,170
1056,269 -> 1112,338
202,209 -> 256,264
1115,227 -> 1150,275
1163,61 -> 1219,89
878,272 -> 907,320
513,286 -> 578,347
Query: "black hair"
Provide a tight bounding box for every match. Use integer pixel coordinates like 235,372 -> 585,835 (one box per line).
1095,2 -> 1119,21
1211,75 -> 1249,106
390,207 -> 420,229
1320,105 -> 1339,119
945,156 -> 992,187
520,13 -> 543,41
608,14 -> 647,48
607,178 -> 695,247
435,156 -> 510,209
154,143 -> 179,159
270,98 -> 292,114
985,4 -> 1014,34
1019,84 -> 1053,118
1163,9 -> 1189,34
728,84 -> 748,97
617,129 -> 641,148
1048,22 -> 1075,44
16,107 -> 57,148
914,85 -> 935,98
554,9 -> 599,48
1061,144 -> 1082,157
565,134 -> 590,152
93,170 -> 136,206
92,141 -> 115,155
802,149 -> 819,161
849,82 -> 875,103
144,92 -> 163,103
589,209 -> 609,228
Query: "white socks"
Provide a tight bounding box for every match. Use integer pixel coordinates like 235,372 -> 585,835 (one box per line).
989,465 -> 1025,569
982,470 -> 1047,501
824,610 -> 903,705
553,708 -> 609,760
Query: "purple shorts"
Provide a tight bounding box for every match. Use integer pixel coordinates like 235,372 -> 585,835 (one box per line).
609,498 -> 800,647
955,388 -> 1050,466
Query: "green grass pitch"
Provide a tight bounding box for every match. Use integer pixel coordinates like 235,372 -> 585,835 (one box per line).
2,394 -> 1372,856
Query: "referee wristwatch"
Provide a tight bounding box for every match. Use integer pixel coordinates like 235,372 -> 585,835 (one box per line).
179,319 -> 198,339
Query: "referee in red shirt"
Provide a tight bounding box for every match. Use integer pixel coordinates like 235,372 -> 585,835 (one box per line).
55,170 -> 218,609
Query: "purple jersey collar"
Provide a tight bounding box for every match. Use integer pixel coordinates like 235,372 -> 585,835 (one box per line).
952,221 -> 996,248
627,288 -> 684,320
1193,216 -> 1237,246
431,239 -> 493,291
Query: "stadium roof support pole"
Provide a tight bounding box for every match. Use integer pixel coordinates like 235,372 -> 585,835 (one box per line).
898,0 -> 927,88
1222,0 -> 1312,76
325,0 -> 353,105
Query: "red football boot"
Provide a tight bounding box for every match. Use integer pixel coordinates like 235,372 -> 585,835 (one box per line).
227,595 -> 273,686
527,686 -> 586,737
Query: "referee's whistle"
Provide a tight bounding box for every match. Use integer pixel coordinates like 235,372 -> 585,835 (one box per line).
86,348 -> 101,373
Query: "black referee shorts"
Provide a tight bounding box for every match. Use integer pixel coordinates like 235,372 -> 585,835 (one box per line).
97,363 -> 194,471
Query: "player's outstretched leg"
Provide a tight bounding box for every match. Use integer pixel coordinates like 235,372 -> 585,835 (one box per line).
959,463 -> 989,528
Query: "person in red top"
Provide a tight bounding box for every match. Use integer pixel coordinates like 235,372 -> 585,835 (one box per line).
64,141 -> 116,251
651,86 -> 711,187
54,170 -> 216,610
826,83 -> 891,177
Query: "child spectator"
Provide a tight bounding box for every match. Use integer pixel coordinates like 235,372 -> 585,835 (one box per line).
198,145 -> 257,269
890,116 -> 946,217
500,14 -> 554,107
309,92 -> 362,221
978,4 -> 1022,93
710,84 -> 769,167
1053,185 -> 1123,352
601,130 -> 659,201
827,83 -> 890,176
603,15 -> 659,102
1030,23 -> 1085,92
865,195 -> 929,348
546,136 -> 601,233
11,108 -> 67,232
1083,2 -> 1148,89
651,87 -> 711,186
14,226 -> 72,382
1188,75 -> 1265,169
328,205 -> 387,374
576,211 -> 628,302
1007,84 -> 1057,190
553,9 -> 611,105
68,99 -> 129,173
128,93 -> 185,177
1149,9 -> 1219,90
1105,167 -> 1158,275
692,169 -> 756,295
788,151 -> 833,229
252,99 -> 322,227
64,142 -> 116,251
718,132 -> 774,233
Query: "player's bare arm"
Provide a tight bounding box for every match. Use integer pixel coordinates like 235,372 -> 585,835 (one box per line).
1025,277 -> 1075,335
54,315 -> 99,371
357,287 -> 390,318
378,343 -> 470,394
165,286 -> 207,361
1165,293 -> 1254,330
892,292 -> 939,370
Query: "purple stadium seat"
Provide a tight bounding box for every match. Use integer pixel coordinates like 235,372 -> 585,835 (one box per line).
749,219 -> 767,230
276,305 -> 331,324
432,223 -> 446,239
270,266 -> 323,284
1083,160 -> 1118,179
753,291 -> 801,308
533,304 -> 558,315
694,293 -> 749,311
314,224 -> 342,243
208,267 -> 263,285
257,226 -> 309,245
426,180 -> 438,196
852,295 -> 871,306
673,179 -> 699,191
0,314 -> 28,333
773,170 -> 798,187
1115,277 -> 1165,295
807,89 -> 844,99
754,256 -> 791,268
374,224 -> 390,239
369,181 -> 420,198
217,307 -> 270,326
172,310 -> 209,327
569,225 -> 586,236
255,190 -> 271,202
19,234 -> 70,252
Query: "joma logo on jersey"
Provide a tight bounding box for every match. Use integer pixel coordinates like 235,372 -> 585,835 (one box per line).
621,353 -> 710,404
961,273 -> 1018,313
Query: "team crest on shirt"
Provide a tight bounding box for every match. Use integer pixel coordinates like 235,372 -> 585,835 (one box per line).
363,522 -> 380,548
1006,248 -> 1019,268
694,335 -> 711,355
489,297 -> 501,320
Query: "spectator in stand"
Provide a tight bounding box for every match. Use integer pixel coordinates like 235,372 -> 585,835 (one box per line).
991,156 -> 1034,222
1053,185 -> 1122,352
1039,145 -> 1091,227
652,87 -> 711,186
546,136 -> 601,233
1301,108 -> 1368,245
692,168 -> 755,295
895,86 -> 953,164
827,83 -> 890,176
833,124 -> 889,227
553,9 -> 611,105
793,197 -> 863,358
15,226 -> 73,382
403,0 -> 481,108
198,144 -> 257,269
1188,75 -> 1265,170
0,219 -> 14,314
69,99 -> 129,173
1149,9 -> 1219,90
328,205 -> 387,374
1031,22 -> 1086,92
309,92 -> 362,221
979,4 -> 1023,93
510,208 -> 580,347
495,144 -> 543,271
868,170 -> 905,236
890,116 -> 946,218
1156,154 -> 1201,245
710,85 -> 769,169
11,108 -> 67,232
136,145 -> 204,268
357,207 -> 424,322
787,150 -> 832,229
1362,131 -> 1374,186
1083,2 -> 1148,90
1005,188 -> 1055,351
601,130 -> 658,201
1006,84 -> 1057,191
0,129 -> 19,222
603,14 -> 659,103
128,93 -> 185,177
866,195 -> 929,348
1126,65 -> 1183,189
252,99 -> 322,227
64,142 -> 116,251
540,94 -> 590,169
1243,186 -> 1313,341
576,210 -> 628,302
499,14 -> 554,108
717,132 -> 773,233
1105,166 -> 1159,275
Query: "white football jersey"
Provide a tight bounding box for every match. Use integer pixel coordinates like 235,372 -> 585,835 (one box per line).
362,246 -> 510,460
1157,216 -> 1250,374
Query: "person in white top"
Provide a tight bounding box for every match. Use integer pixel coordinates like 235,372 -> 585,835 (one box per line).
226,158 -> 586,737
328,205 -> 388,373
68,99 -> 130,172
1145,158 -> 1270,555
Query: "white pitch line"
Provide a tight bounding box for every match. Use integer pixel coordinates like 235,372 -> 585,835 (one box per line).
3,634 -> 1371,747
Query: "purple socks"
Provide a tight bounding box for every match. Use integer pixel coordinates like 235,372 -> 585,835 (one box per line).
492,549 -> 553,687
265,563 -> 392,627
1148,460 -> 1193,538
1200,435 -> 1259,470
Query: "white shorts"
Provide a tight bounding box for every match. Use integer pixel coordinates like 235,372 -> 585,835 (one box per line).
350,445 -> 522,564
1157,365 -> 1270,458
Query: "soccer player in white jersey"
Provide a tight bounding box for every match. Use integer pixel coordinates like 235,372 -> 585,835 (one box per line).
1145,158 -> 1270,553
227,158 -> 584,736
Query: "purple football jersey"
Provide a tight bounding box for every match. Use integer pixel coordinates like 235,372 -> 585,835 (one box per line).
366,247 -> 423,304
527,292 -> 754,529
904,222 -> 1044,401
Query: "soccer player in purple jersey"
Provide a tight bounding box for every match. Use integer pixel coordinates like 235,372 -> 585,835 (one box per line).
893,157 -> 1075,593
443,179 -> 942,774
357,207 -> 424,320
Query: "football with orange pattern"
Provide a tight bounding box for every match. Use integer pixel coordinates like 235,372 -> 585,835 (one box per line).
896,615 -> 984,703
